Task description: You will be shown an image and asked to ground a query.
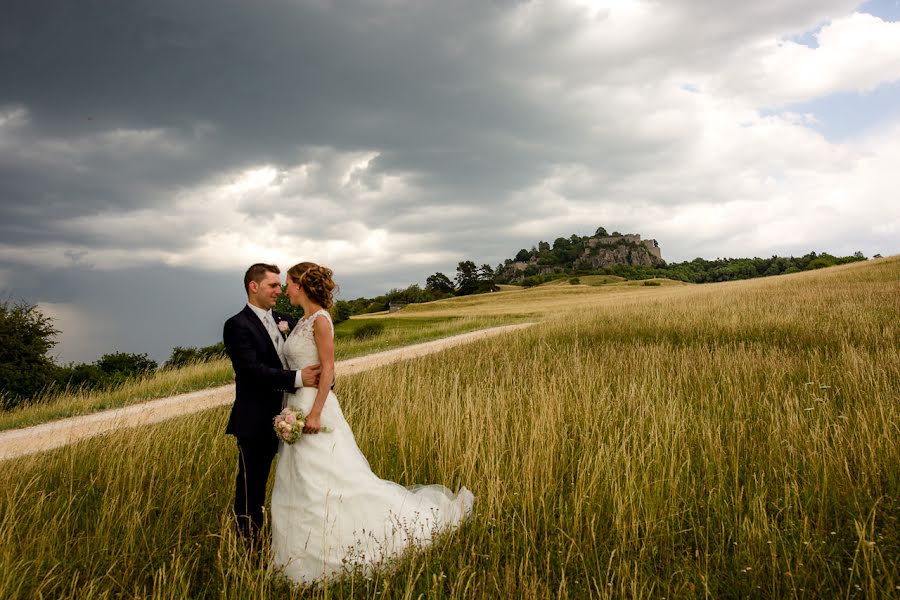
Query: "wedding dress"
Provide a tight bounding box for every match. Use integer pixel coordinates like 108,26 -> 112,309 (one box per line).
270,309 -> 474,584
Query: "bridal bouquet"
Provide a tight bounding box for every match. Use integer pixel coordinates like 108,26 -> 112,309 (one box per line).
274,407 -> 331,444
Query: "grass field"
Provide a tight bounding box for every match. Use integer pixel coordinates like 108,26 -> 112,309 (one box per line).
537,274 -> 627,286
0,256 -> 897,598
0,315 -> 517,432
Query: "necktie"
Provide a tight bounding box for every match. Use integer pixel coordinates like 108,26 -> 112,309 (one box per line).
264,314 -> 286,365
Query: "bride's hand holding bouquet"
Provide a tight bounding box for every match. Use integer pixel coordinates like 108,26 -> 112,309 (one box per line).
274,407 -> 330,444
302,411 -> 322,434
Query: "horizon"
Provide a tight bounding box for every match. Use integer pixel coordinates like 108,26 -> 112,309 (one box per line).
32,242 -> 885,367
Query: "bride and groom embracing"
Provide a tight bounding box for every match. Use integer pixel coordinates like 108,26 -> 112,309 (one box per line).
222,262 -> 474,584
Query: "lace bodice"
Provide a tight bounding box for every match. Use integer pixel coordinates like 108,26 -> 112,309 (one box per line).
283,309 -> 333,371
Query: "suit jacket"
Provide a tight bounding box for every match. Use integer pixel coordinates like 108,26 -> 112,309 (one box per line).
223,305 -> 298,438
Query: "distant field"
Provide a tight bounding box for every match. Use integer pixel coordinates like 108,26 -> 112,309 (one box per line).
536,274 -> 627,286
390,274 -> 694,318
0,256 -> 897,598
0,315 -> 518,431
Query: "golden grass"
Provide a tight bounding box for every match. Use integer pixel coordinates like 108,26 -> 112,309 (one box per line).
0,256 -> 897,598
0,316 -> 518,432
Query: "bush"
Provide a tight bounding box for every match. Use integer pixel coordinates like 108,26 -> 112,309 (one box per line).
643,280 -> 662,286
569,277 -> 580,285
805,257 -> 837,270
352,321 -> 385,340
332,301 -> 353,325
164,342 -> 226,369
96,352 -> 157,379
54,363 -> 107,392
0,299 -> 59,408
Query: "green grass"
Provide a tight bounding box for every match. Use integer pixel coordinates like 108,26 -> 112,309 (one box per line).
538,274 -> 627,286
0,256 -> 897,597
577,274 -> 626,285
334,315 -> 522,358
0,315 -> 521,432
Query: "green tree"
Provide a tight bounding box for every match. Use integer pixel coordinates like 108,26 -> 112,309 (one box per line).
96,352 -> 157,380
275,286 -> 304,321
553,237 -> 570,250
55,363 -> 106,391
164,342 -> 227,369
425,272 -> 455,294
476,264 -> 498,293
479,264 -> 495,281
0,299 -> 59,407
515,248 -> 531,262
455,261 -> 480,295
594,227 -> 608,237
538,241 -> 550,253
333,300 -> 352,324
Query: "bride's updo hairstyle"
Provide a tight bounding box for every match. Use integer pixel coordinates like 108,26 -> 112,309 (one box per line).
288,262 -> 337,309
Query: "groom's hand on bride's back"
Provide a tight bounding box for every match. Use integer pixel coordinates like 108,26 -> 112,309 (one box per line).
300,364 -> 322,387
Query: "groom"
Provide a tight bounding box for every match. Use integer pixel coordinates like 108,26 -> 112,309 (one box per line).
223,263 -> 321,544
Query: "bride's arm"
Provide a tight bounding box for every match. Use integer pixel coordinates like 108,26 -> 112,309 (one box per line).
303,315 -> 335,434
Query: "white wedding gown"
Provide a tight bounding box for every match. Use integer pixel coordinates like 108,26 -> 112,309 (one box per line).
270,309 -> 474,584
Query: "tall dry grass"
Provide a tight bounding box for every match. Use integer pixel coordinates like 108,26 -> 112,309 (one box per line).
0,316 -> 515,432
0,257 -> 897,598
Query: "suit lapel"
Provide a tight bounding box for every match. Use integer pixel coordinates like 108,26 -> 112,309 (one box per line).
242,305 -> 280,360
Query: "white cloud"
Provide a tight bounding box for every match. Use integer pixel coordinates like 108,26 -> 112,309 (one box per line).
709,12 -> 900,106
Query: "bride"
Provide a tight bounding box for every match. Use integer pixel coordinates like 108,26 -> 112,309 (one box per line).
270,262 -> 474,584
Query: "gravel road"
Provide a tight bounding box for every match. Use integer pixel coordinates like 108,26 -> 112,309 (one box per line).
0,323 -> 533,461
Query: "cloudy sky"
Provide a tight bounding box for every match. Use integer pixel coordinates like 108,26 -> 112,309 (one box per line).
2,0 -> 899,365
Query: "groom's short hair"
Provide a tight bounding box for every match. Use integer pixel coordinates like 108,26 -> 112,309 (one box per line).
244,263 -> 280,293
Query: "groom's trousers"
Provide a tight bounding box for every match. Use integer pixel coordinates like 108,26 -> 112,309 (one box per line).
234,434 -> 279,542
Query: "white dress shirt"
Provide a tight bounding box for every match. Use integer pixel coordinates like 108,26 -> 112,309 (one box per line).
247,303 -> 303,388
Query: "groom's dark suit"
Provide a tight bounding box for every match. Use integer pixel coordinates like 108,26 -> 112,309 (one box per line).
223,305 -> 298,542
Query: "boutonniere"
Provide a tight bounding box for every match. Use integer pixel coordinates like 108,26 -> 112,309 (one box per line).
276,320 -> 291,336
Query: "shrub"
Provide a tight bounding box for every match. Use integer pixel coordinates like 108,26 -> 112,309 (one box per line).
0,299 -> 59,408
332,301 -> 352,324
96,352 -> 157,379
569,278 -> 581,285
164,342 -> 227,369
643,280 -> 662,286
352,321 -> 385,340
805,257 -> 836,270
53,363 -> 107,392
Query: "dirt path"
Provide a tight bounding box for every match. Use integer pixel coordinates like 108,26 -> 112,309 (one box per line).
0,323 -> 534,461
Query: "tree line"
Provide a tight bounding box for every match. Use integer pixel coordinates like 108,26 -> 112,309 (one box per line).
334,225 -> 869,316
330,260 -> 499,317
0,298 -> 227,411
513,250 -> 868,286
